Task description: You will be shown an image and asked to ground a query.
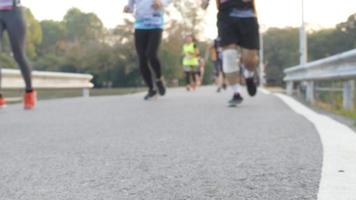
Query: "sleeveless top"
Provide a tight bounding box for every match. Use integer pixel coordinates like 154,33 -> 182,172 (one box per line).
0,0 -> 20,10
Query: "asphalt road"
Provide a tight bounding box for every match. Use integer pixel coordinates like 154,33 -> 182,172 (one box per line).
0,87 -> 323,200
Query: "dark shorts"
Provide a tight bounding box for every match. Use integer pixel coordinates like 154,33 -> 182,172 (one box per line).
217,13 -> 260,50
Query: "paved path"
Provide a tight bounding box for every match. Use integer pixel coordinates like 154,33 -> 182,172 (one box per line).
0,87 -> 333,200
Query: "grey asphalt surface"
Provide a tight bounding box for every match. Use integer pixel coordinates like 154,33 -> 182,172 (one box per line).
0,87 -> 323,200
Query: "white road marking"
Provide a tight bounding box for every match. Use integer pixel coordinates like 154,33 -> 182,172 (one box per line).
276,94 -> 356,200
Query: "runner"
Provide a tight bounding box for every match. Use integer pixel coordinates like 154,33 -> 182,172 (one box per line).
209,37 -> 227,93
124,0 -> 170,100
202,0 -> 260,106
182,34 -> 200,91
0,0 -> 36,109
196,57 -> 205,86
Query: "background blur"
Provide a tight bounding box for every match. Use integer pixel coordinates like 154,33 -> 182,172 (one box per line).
3,0 -> 354,88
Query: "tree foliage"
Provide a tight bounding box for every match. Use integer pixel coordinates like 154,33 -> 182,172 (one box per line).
1,6 -> 355,88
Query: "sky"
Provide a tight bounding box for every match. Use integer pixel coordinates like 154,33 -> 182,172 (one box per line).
23,0 -> 356,39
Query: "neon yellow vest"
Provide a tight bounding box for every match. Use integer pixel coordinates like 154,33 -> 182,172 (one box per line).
183,43 -> 199,66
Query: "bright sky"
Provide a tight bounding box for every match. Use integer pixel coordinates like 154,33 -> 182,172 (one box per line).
24,0 -> 356,39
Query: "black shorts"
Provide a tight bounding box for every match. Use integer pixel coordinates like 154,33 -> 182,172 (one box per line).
217,13 -> 260,50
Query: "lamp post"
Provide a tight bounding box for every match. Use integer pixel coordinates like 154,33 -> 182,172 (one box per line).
300,0 -> 308,65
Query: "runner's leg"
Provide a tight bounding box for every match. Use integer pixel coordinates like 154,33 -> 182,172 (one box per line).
6,8 -> 32,92
135,29 -> 154,90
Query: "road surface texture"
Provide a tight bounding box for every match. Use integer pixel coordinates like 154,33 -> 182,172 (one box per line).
0,87 -> 323,200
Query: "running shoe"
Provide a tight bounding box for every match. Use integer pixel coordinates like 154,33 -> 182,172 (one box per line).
222,83 -> 227,90
228,93 -> 244,107
144,90 -> 157,101
0,95 -> 6,108
156,80 -> 166,96
24,90 -> 37,110
245,77 -> 257,97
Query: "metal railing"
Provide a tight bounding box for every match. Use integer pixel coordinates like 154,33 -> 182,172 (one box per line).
1,68 -> 94,97
284,48 -> 356,110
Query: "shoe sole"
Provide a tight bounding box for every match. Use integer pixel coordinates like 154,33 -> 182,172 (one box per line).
228,100 -> 243,107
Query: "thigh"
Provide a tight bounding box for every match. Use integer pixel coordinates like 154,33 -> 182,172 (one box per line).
217,15 -> 239,48
146,29 -> 162,54
236,17 -> 260,50
5,8 -> 26,51
134,29 -> 149,56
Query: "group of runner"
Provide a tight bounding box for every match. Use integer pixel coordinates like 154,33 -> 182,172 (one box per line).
124,0 -> 260,106
0,0 -> 260,109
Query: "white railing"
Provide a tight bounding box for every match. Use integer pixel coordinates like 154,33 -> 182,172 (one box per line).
284,49 -> 356,110
1,68 -> 94,97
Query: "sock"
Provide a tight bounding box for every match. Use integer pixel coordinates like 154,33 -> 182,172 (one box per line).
231,84 -> 240,94
242,65 -> 254,78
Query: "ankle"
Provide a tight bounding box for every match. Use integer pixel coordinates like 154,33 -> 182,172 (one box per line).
26,89 -> 34,93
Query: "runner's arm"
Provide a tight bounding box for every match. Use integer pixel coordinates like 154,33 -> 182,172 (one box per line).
124,0 -> 135,13
201,0 -> 210,9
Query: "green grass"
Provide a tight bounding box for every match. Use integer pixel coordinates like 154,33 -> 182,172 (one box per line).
314,89 -> 356,126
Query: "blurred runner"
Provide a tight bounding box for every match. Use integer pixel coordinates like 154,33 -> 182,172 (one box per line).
182,34 -> 200,91
124,0 -> 171,100
202,0 -> 260,106
210,37 -> 227,93
0,0 -> 36,109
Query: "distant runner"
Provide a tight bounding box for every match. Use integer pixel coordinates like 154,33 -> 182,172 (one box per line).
0,0 -> 36,109
124,0 -> 171,100
202,0 -> 260,106
182,34 -> 200,91
210,37 -> 227,93
196,57 -> 205,86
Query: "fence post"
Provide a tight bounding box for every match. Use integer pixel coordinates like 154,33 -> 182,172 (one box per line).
82,88 -> 90,98
286,81 -> 294,95
306,81 -> 315,104
343,80 -> 355,111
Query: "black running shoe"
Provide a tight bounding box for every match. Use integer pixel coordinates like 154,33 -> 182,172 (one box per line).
229,93 -> 244,107
144,90 -> 157,100
245,77 -> 257,97
222,83 -> 227,90
156,80 -> 166,96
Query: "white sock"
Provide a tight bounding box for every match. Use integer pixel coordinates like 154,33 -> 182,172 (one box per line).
231,84 -> 240,94
243,65 -> 254,78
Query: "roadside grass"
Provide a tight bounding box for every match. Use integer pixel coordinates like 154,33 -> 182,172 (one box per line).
314,90 -> 356,126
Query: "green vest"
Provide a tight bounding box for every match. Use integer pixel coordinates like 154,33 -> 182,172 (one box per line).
183,43 -> 199,66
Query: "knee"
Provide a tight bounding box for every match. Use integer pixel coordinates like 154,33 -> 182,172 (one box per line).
145,51 -> 157,61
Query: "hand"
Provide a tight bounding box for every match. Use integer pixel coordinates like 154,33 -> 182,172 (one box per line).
152,0 -> 162,10
201,0 -> 209,9
123,5 -> 131,13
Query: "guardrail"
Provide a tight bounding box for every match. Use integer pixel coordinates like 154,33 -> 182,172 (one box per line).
284,48 -> 356,110
0,68 -> 94,97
